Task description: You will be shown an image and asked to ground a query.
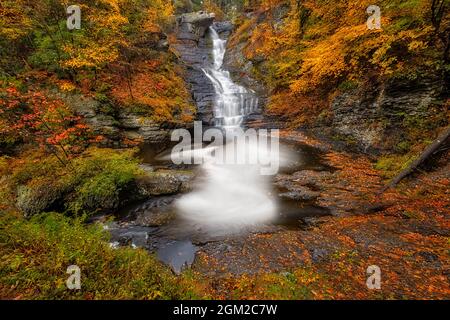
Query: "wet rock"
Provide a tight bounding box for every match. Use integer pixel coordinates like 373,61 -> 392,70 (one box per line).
135,207 -> 176,227
213,21 -> 234,36
131,196 -> 177,227
117,113 -> 169,142
301,216 -> 326,228
172,14 -> 216,125
136,170 -> 195,197
417,251 -> 439,263
118,235 -> 133,247
279,187 -> 320,201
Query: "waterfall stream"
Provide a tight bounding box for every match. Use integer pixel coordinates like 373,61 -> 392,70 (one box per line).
202,27 -> 258,129
174,27 -> 279,235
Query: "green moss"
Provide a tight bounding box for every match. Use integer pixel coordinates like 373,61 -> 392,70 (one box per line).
338,80 -> 358,91
332,133 -> 358,146
65,148 -> 143,214
394,140 -> 412,154
374,154 -> 416,178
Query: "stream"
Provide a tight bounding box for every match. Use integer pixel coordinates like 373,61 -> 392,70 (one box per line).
105,26 -> 333,274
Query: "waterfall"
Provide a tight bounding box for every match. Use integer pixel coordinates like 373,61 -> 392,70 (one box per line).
202,27 -> 258,129
175,26 -> 280,235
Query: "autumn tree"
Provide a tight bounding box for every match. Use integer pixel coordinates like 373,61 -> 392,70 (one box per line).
0,85 -> 98,163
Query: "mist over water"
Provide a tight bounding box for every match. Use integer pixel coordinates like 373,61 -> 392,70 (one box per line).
175,27 -> 291,235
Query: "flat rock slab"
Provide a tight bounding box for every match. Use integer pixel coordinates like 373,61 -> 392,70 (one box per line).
136,170 -> 196,197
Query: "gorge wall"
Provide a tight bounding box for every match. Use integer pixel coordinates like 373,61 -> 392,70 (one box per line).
172,11 -> 217,125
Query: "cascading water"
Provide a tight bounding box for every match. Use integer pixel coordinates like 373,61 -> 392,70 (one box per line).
175,26 -> 287,235
202,27 -> 258,129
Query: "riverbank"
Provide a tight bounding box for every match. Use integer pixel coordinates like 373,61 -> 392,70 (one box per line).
189,129 -> 450,299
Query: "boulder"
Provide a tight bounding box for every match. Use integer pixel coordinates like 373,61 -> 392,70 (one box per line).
16,185 -> 61,218
176,11 -> 215,41
136,170 -> 195,197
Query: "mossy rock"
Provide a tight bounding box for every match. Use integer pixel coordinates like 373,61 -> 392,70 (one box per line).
16,184 -> 62,218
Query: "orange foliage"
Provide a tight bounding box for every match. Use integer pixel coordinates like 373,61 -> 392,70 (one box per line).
231,0 -> 442,123
0,85 -> 98,157
110,60 -> 194,123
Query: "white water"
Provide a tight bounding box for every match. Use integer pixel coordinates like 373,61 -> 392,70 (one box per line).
202,28 -> 258,129
175,27 -> 282,235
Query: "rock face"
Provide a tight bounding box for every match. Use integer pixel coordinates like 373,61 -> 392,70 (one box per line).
133,196 -> 177,227
51,91 -> 174,147
172,11 -> 217,125
16,185 -> 62,218
327,76 -> 445,152
176,11 -> 215,42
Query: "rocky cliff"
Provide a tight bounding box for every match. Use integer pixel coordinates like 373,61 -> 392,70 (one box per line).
171,11 -> 217,125
325,76 -> 446,153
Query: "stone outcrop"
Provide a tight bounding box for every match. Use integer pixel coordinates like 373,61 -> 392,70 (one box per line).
117,113 -> 170,144
55,92 -> 170,147
327,76 -> 445,153
172,12 -> 217,125
176,11 -> 215,42
50,91 -> 177,147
